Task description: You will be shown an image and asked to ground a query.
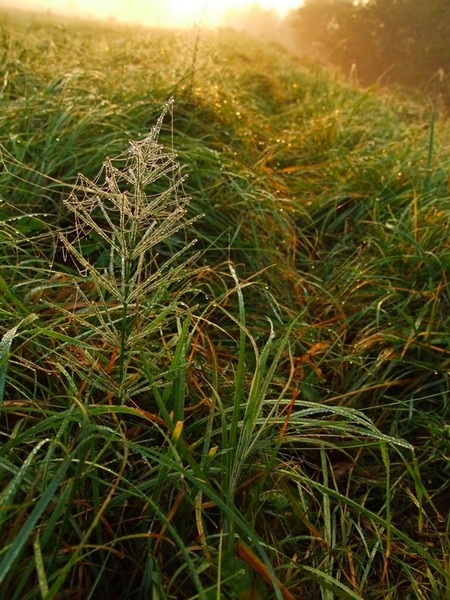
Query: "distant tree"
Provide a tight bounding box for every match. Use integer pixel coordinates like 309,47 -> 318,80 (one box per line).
287,0 -> 450,105
222,4 -> 282,41
220,4 -> 301,52
354,0 -> 450,87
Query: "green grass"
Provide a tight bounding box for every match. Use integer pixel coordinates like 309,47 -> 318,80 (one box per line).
0,8 -> 449,600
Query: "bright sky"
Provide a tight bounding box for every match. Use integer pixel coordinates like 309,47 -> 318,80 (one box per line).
1,0 -> 303,27
170,0 -> 302,24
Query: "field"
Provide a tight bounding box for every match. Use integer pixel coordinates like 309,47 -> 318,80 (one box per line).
0,9 -> 449,599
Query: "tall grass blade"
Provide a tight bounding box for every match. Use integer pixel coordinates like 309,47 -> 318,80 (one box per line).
0,313 -> 37,407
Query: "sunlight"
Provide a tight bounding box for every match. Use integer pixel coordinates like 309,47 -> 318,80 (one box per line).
1,0 -> 304,27
168,0 -> 303,26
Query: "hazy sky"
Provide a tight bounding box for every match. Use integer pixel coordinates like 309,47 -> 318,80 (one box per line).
0,0 -> 303,26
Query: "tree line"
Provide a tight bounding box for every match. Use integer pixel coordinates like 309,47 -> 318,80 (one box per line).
287,0 -> 450,107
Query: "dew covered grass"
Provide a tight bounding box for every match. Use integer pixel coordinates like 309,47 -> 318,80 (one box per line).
0,9 -> 449,600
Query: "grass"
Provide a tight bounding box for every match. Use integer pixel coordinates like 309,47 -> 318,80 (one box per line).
0,8 -> 449,599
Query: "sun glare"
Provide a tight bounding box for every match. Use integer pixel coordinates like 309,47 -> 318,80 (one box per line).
168,0 -> 302,26
3,0 -> 304,27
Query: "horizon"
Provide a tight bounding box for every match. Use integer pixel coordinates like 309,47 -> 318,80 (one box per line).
0,0 -> 304,27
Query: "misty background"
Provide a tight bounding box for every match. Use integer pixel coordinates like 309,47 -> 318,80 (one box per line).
225,0 -> 450,109
1,0 -> 449,107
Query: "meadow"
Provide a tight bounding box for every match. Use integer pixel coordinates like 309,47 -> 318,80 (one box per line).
0,9 -> 449,599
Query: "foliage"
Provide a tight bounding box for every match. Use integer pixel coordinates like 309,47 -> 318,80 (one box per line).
0,8 -> 449,599
288,0 -> 450,108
